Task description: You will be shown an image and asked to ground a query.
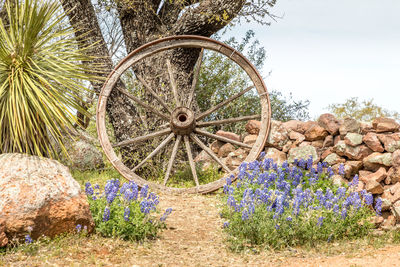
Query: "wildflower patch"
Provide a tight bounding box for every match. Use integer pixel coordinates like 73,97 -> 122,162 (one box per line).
221,155 -> 380,250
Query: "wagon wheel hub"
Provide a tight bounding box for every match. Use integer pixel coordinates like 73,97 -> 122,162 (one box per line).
170,107 -> 196,135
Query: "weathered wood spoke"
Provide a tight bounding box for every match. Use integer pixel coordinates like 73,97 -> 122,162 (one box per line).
163,135 -> 182,186
189,133 -> 231,173
132,133 -> 175,172
184,135 -> 200,189
195,128 -> 252,149
166,59 -> 181,107
112,128 -> 171,148
196,85 -> 255,121
136,74 -> 173,114
116,86 -> 170,121
196,114 -> 261,127
187,48 -> 204,108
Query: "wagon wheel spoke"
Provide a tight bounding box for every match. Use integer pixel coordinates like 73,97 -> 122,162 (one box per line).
196,85 -> 255,121
112,128 -> 171,148
136,74 -> 173,114
116,86 -> 170,121
163,135 -> 182,186
189,133 -> 231,173
194,128 -> 252,149
132,133 -> 175,172
184,135 -> 200,189
196,114 -> 261,128
166,59 -> 181,107
187,48 -> 204,108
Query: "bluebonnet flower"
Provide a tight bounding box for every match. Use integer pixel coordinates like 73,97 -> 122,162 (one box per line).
85,182 -> 94,196
317,162 -> 323,174
306,156 -> 313,170
286,216 -> 292,222
241,210 -> 249,221
103,207 -> 111,222
364,193 -> 373,206
223,222 -> 230,228
25,234 -> 33,244
92,196 -> 97,201
123,207 -> 130,221
76,224 -> 82,233
275,224 -> 280,230
351,175 -> 359,188
317,216 -> 325,227
94,184 -> 100,189
258,151 -> 266,160
106,191 -> 117,204
341,207 -> 347,220
140,185 -> 149,198
375,198 -> 382,216
338,164 -> 345,176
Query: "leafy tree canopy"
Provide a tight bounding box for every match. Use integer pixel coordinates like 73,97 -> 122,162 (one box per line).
327,97 -> 400,122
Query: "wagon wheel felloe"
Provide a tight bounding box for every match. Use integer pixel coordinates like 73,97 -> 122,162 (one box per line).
96,35 -> 271,194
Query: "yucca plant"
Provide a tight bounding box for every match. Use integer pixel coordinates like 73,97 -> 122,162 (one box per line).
0,0 -> 100,158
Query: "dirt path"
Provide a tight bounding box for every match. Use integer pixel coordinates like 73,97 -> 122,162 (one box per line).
120,193 -> 400,267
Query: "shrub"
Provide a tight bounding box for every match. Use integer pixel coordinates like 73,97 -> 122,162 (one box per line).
221,155 -> 379,251
85,179 -> 172,242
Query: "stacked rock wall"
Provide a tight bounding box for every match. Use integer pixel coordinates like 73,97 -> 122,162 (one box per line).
200,114 -> 400,227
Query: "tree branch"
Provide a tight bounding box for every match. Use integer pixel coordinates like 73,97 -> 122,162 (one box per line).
173,0 -> 246,36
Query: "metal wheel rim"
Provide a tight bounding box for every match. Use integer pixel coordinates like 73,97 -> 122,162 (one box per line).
96,35 -> 272,194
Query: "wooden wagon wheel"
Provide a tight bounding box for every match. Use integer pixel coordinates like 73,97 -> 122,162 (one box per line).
96,35 -> 271,194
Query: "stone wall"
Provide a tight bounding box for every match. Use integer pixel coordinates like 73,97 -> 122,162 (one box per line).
196,114 -> 400,228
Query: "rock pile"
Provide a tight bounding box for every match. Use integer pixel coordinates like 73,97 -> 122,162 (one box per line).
195,114 -> 400,228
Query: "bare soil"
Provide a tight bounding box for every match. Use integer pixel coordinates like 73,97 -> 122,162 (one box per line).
2,193 -> 400,266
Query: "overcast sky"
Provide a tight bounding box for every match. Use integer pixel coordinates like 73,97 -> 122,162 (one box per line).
235,0 -> 400,119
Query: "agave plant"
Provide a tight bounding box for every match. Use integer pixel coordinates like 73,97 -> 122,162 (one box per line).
0,0 -> 100,158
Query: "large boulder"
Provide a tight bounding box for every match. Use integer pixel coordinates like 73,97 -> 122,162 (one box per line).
264,147 -> 287,165
0,154 -> 94,246
216,130 -> 240,142
304,124 -> 328,141
378,133 -> 400,152
344,133 -> 363,147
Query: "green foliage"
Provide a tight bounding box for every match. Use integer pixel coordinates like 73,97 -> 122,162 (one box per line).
269,91 -> 310,122
221,159 -> 375,251
0,0 -> 99,158
327,97 -> 400,122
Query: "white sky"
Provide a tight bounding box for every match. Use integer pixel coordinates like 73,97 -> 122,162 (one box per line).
235,0 -> 400,119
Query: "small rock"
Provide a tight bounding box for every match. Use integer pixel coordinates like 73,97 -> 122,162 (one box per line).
245,120 -> 261,135
361,167 -> 387,183
318,113 -> 341,135
243,135 -> 258,145
266,120 -> 289,149
304,125 -> 329,141
311,140 -> 324,148
344,132 -> 363,146
382,215 -> 396,229
265,147 -> 287,165
323,153 -> 345,166
282,140 -> 293,153
216,130 -> 241,142
331,174 -> 348,186
334,135 -> 342,145
321,148 -> 333,160
194,150 -> 212,163
392,150 -> 400,167
210,140 -> 224,154
360,121 -> 375,134
378,133 -> 400,152
218,143 -> 235,157
323,135 -> 334,147
372,117 -> 400,133
339,118 -> 361,135
365,180 -> 384,194
389,182 -> 400,203
363,132 -> 384,152
333,141 -> 372,160
363,152 -> 393,171
387,167 -> 400,184
282,120 -> 306,134
289,131 -> 305,143
301,121 -> 319,134
287,145 -> 319,164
